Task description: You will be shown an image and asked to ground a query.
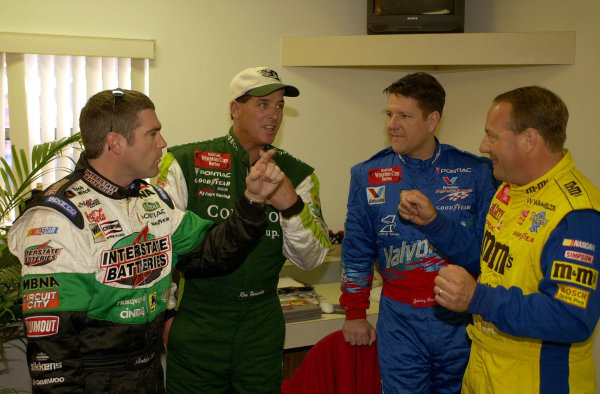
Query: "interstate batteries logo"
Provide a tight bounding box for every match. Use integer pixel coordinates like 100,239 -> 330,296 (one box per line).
24,242 -> 63,266
100,226 -> 171,287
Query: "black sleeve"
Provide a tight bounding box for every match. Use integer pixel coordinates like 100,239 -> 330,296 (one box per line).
176,196 -> 267,278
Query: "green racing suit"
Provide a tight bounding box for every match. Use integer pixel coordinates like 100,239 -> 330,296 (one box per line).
156,128 -> 331,393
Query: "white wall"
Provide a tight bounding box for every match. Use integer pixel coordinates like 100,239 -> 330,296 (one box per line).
2,0 -> 600,389
2,0 -> 598,232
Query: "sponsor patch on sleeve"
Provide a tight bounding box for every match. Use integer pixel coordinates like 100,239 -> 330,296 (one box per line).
562,238 -> 596,252
45,196 -> 78,218
27,227 -> 59,236
564,250 -> 594,264
24,242 -> 63,266
550,261 -> 597,290
554,284 -> 590,309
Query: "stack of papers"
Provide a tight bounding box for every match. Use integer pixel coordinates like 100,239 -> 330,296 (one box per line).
278,277 -> 322,323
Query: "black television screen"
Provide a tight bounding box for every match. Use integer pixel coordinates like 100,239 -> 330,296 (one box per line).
367,0 -> 465,34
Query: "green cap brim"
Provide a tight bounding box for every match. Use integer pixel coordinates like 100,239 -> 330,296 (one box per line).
246,83 -> 300,98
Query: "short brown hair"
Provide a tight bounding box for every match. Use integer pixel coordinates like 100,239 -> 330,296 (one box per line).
494,86 -> 568,152
79,89 -> 155,158
383,72 -> 446,119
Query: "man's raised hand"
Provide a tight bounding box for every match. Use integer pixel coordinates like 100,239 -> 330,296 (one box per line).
245,149 -> 284,201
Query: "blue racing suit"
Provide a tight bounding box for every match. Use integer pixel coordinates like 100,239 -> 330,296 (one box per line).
340,140 -> 497,393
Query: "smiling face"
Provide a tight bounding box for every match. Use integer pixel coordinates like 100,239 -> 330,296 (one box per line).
480,101 -> 528,185
120,109 -> 166,182
231,89 -> 285,160
385,93 -> 439,160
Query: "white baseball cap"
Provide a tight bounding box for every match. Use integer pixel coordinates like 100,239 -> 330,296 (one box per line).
228,67 -> 300,102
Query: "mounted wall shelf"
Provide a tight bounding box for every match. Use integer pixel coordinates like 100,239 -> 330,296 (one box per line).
281,31 -> 575,68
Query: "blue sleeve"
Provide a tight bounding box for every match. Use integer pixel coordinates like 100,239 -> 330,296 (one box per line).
469,210 -> 600,343
340,164 -> 378,317
421,157 -> 497,273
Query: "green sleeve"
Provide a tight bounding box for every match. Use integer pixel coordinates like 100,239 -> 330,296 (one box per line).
172,210 -> 213,257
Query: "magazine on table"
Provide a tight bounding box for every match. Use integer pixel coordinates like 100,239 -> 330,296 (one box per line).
277,277 -> 322,323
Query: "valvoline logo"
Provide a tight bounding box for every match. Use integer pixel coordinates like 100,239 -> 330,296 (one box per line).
367,186 -> 385,205
443,176 -> 457,185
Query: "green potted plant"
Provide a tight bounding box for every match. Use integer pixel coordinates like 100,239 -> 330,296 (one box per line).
0,133 -> 82,391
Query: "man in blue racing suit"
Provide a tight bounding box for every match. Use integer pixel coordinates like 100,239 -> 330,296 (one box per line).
340,72 -> 497,393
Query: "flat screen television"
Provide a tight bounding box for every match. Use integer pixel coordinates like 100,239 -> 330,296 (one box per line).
367,0 -> 465,34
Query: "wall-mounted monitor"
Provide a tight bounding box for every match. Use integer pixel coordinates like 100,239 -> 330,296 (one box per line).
367,0 -> 465,34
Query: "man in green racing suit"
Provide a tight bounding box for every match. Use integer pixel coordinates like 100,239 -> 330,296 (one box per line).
156,67 -> 331,393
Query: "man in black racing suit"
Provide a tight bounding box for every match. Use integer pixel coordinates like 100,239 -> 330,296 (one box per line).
7,89 -> 284,393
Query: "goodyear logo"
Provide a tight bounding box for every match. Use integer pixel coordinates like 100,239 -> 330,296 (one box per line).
554,284 -> 590,309
551,261 -> 597,290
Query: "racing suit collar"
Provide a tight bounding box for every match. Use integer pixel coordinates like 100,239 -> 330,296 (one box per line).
507,149 -> 572,195
397,137 -> 442,169
75,153 -> 144,199
226,127 -> 275,167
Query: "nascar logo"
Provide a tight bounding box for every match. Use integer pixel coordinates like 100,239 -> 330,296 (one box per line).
563,239 -> 595,252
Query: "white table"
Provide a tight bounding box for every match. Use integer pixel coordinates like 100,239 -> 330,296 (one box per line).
283,282 -> 379,349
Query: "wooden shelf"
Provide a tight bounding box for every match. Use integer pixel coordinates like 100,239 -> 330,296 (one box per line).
281,31 -> 575,67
